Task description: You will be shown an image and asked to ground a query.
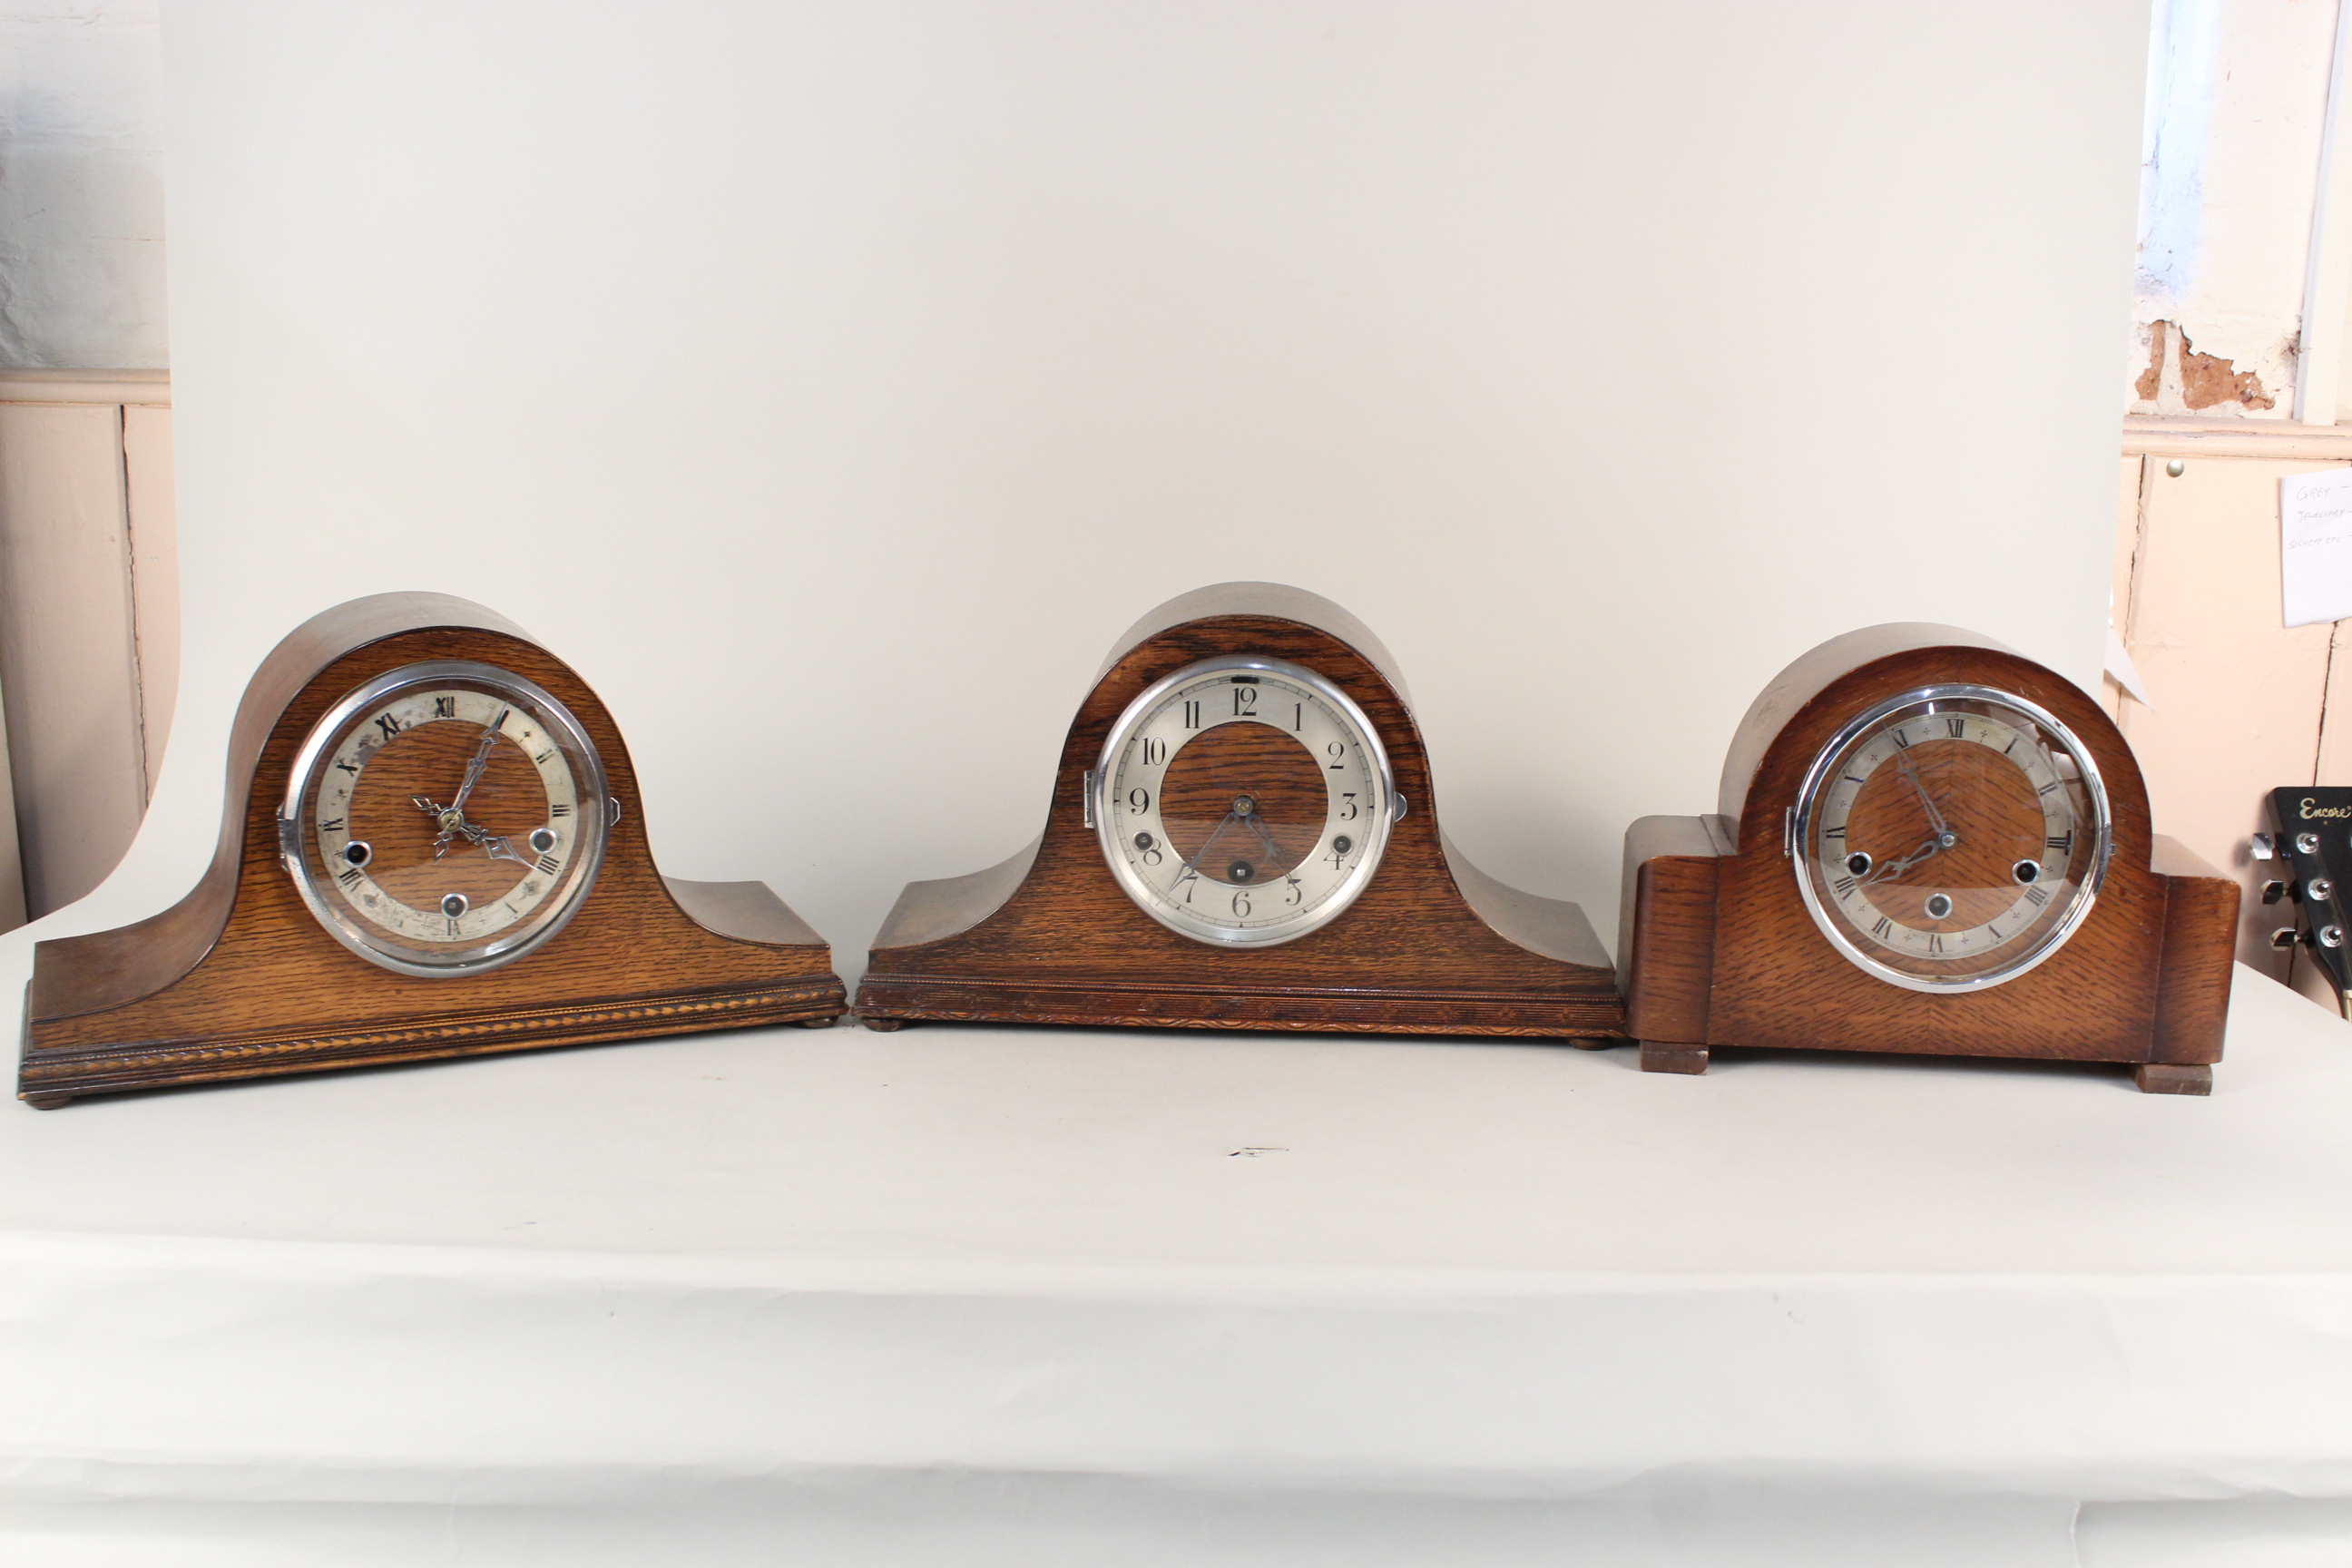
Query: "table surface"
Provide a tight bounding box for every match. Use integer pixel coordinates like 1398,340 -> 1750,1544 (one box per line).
3,961 -> 2347,1280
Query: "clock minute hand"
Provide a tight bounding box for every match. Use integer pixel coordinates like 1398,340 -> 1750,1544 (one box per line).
1895,752 -> 1955,842
449,712 -> 508,817
1183,812 -> 1244,875
1241,809 -> 1281,860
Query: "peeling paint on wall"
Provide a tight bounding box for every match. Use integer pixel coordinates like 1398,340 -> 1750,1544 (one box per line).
2132,318 -> 2287,415
2135,327 -> 2166,403
2175,323 -> 2278,409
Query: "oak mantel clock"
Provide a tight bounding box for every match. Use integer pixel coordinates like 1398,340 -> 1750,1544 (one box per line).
855,582 -> 1623,1039
20,593 -> 846,1106
1617,623 -> 2238,1093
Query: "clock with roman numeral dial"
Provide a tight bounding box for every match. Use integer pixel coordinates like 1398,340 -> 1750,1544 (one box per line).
1618,625 -> 2234,1093
1794,687 -> 2110,990
281,660 -> 612,975
21,594 -> 847,1107
1093,654 -> 1396,946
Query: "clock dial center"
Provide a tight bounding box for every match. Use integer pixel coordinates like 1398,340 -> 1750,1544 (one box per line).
1839,736 -> 2044,934
1158,722 -> 1327,886
345,718 -> 545,911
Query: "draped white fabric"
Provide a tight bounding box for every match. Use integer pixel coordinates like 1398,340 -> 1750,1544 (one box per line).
2,968 -> 2347,1564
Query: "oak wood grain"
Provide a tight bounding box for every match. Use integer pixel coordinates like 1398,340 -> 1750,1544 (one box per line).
857,583 -> 1622,1039
1622,626 -> 2237,1089
22,593 -> 845,1103
1618,815 -> 1720,1047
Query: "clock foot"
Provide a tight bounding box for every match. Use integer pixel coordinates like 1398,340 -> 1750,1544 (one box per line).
1638,1042 -> 1709,1075
21,1093 -> 74,1110
2132,1062 -> 2212,1095
860,1016 -> 907,1033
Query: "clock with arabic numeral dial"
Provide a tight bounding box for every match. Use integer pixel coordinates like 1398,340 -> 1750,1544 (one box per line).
856,582 -> 1624,1040
1094,653 -> 1395,948
1616,623 -> 2239,1093
20,593 -> 846,1107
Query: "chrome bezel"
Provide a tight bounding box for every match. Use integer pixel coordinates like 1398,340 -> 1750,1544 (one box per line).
278,660 -> 611,978
1092,653 -> 1396,948
1790,682 -> 2113,995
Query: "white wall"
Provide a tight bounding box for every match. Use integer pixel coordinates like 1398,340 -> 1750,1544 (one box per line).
0,0 -> 167,368
2131,0 -> 2338,416
15,0 -> 2150,989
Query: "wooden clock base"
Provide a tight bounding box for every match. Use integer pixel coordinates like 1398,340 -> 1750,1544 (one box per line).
21,875 -> 844,1106
1632,1043 -> 2211,1093
856,835 -> 1623,1039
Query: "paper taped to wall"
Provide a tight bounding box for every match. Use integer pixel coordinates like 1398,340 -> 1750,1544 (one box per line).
2280,469 -> 2352,627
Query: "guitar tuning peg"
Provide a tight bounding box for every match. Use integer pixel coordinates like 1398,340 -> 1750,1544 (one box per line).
2251,833 -> 2275,860
2263,879 -> 2288,904
2272,926 -> 2302,949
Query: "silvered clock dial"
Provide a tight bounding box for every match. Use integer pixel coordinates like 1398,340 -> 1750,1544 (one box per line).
1092,653 -> 1397,946
279,659 -> 611,975
1793,684 -> 2112,991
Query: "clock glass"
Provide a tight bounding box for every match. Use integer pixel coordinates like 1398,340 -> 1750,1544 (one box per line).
279,660 -> 610,975
1093,654 -> 1396,946
1793,683 -> 2112,992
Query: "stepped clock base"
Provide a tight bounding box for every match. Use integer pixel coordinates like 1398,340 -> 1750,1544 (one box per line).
20,975 -> 847,1104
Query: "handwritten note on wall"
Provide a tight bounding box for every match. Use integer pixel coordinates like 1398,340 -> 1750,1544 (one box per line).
2281,470 -> 2352,627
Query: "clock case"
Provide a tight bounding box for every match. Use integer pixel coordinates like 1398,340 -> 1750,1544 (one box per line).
855,583 -> 1624,1039
20,593 -> 846,1106
1616,623 -> 2238,1093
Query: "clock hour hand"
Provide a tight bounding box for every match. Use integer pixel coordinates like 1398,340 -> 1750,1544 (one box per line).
409,791 -> 520,865
1862,836 -> 1943,887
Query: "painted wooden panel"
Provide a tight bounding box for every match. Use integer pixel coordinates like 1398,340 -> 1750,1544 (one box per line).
123,404 -> 179,777
0,403 -> 148,917
2119,452 -> 2347,984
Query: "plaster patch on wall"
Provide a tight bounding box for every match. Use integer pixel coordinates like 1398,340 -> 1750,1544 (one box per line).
2129,318 -> 2290,416
2134,325 -> 2165,403
2175,321 -> 2278,409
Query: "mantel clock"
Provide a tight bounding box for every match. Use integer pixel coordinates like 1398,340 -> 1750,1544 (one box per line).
1616,624 -> 2237,1093
856,582 -> 1624,1039
20,593 -> 846,1105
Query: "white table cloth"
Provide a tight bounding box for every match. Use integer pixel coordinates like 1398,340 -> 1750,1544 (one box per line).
4,965 -> 2349,1565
